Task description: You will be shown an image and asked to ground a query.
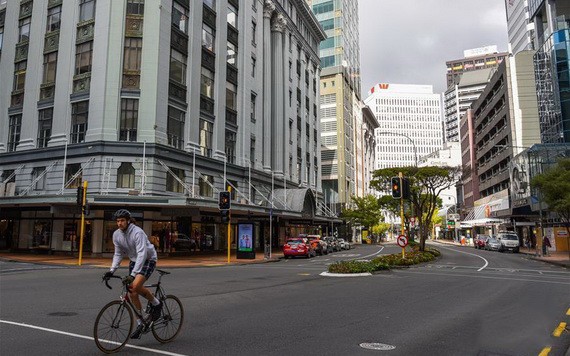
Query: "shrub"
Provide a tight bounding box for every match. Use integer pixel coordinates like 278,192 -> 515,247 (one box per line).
326,248 -> 440,274
328,260 -> 376,273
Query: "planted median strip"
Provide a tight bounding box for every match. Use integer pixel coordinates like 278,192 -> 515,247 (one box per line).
327,246 -> 441,274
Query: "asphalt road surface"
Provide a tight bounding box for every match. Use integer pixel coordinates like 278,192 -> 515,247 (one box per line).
1,242 -> 569,356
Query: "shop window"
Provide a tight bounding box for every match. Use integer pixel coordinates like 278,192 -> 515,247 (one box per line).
32,220 -> 52,248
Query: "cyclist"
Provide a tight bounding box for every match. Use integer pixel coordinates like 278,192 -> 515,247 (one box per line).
102,209 -> 162,339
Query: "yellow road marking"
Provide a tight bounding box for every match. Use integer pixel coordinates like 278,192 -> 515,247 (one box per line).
298,273 -> 310,276
566,308 -> 570,316
538,347 -> 551,356
553,322 -> 567,337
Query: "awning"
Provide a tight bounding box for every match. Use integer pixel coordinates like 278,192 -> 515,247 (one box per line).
460,218 -> 503,227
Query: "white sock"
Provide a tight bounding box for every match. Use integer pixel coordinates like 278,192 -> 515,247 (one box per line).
151,297 -> 160,306
136,318 -> 143,326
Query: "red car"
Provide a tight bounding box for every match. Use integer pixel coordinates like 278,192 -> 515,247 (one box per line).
283,237 -> 315,258
474,235 -> 488,249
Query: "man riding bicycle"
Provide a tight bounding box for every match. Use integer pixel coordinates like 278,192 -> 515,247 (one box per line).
102,209 -> 162,339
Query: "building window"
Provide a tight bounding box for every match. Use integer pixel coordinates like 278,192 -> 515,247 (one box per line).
0,27 -> 4,53
18,17 -> 31,43
75,42 -> 93,75
32,167 -> 47,191
166,167 -> 185,193
117,162 -> 135,188
169,49 -> 187,85
227,41 -> 237,66
203,0 -> 216,10
200,67 -> 214,98
8,115 -> 22,152
126,0 -> 144,15
119,99 -> 138,141
79,0 -> 96,22
123,37 -> 142,72
65,163 -> 82,188
227,4 -> 237,28
250,92 -> 256,122
46,5 -> 62,33
226,82 -> 237,110
225,130 -> 236,164
251,21 -> 256,46
38,108 -> 53,148
13,61 -> 27,91
199,174 -> 213,198
202,24 -> 215,52
251,56 -> 256,77
43,52 -> 58,84
172,2 -> 189,34
71,101 -> 89,144
199,119 -> 213,157
250,137 -> 256,164
167,106 -> 185,149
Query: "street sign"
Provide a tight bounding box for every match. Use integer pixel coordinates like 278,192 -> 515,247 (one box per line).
448,213 -> 460,220
396,235 -> 408,248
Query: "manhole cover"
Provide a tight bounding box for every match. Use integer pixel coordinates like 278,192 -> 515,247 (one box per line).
359,342 -> 396,351
48,312 -> 78,317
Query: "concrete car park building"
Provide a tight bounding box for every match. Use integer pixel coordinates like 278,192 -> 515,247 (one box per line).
0,0 -> 332,254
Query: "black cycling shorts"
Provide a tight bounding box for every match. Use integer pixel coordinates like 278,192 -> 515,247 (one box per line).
129,259 -> 156,279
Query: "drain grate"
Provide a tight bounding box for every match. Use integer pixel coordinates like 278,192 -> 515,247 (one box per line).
359,342 -> 396,351
48,312 -> 78,317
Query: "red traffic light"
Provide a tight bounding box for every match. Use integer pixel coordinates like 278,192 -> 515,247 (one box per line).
218,191 -> 231,210
391,177 -> 402,199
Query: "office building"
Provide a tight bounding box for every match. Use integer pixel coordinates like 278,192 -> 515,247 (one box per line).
505,0 -> 534,55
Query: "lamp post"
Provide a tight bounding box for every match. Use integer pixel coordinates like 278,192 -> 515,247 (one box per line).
377,131 -> 418,167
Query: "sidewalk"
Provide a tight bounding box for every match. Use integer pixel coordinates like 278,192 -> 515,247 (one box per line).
431,239 -> 570,268
0,250 -> 284,269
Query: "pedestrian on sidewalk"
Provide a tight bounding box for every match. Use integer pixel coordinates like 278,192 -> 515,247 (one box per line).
543,235 -> 552,256
524,236 -> 531,252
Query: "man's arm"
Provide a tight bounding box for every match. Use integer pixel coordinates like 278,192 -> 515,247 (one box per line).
109,233 -> 123,273
130,230 -> 147,276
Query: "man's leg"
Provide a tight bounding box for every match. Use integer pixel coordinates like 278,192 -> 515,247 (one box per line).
129,274 -> 154,313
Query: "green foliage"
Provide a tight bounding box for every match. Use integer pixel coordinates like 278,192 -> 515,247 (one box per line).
341,194 -> 383,229
531,158 -> 570,232
326,248 -> 440,273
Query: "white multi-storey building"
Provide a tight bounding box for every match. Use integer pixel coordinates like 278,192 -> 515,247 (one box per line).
0,0 -> 329,253
364,84 -> 443,169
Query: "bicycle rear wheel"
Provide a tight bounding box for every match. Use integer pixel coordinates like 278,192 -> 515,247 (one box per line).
152,295 -> 184,343
94,300 -> 133,353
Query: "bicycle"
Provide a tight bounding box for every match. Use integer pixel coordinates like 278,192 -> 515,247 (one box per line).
94,269 -> 184,353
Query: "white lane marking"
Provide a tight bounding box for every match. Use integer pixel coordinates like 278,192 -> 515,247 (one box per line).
358,246 -> 385,259
397,270 -> 570,285
0,320 -> 188,356
436,245 -> 489,271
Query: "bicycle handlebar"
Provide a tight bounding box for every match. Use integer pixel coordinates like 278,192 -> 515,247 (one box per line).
102,275 -> 122,290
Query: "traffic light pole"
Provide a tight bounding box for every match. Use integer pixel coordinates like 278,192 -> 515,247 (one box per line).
226,186 -> 232,263
78,180 -> 87,266
399,172 -> 405,258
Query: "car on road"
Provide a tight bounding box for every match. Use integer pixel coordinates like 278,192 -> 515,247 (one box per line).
307,235 -> 328,255
337,238 -> 351,250
497,232 -> 520,253
484,237 -> 501,251
172,234 -> 196,251
283,237 -> 315,258
474,235 -> 488,249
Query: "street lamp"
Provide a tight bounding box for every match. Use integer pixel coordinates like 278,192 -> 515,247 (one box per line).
377,131 -> 418,167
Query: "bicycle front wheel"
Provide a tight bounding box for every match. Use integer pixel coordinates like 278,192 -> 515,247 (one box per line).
152,295 -> 184,343
94,300 -> 133,353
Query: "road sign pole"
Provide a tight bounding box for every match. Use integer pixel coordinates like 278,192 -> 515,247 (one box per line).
78,180 -> 88,266
399,172 -> 405,258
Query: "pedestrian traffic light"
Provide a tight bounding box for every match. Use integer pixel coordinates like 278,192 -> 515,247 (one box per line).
76,186 -> 84,206
391,177 -> 402,199
220,209 -> 230,223
218,191 -> 231,210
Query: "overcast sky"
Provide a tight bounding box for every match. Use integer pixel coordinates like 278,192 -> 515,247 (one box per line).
358,0 -> 509,97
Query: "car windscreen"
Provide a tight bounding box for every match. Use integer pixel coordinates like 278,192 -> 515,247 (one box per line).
287,239 -> 304,244
488,238 -> 498,243
503,235 -> 518,240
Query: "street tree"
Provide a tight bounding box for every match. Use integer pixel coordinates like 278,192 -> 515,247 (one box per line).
531,158 -> 570,236
371,166 -> 461,251
341,195 -> 383,230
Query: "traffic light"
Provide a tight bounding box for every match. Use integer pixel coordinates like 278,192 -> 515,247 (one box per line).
76,186 -> 85,206
218,191 -> 231,210
391,177 -> 401,199
220,209 -> 230,223
402,178 -> 410,200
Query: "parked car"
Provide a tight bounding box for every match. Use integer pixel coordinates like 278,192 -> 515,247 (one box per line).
307,235 -> 328,255
484,237 -> 501,251
337,238 -> 351,250
283,237 -> 315,258
322,236 -> 339,252
496,232 -> 520,253
474,235 -> 488,249
172,234 -> 196,251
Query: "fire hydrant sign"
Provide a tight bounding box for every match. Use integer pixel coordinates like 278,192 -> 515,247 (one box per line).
397,235 -> 408,248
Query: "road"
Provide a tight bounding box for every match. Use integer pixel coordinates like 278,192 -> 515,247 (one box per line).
1,242 -> 569,355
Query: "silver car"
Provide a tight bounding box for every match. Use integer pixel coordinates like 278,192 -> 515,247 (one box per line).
484,237 -> 501,251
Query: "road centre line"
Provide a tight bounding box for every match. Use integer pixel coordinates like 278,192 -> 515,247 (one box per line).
435,245 -> 489,271
0,320 -> 188,356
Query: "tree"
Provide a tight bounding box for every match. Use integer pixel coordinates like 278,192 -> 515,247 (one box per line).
341,195 -> 383,230
531,158 -> 570,236
371,166 -> 461,251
